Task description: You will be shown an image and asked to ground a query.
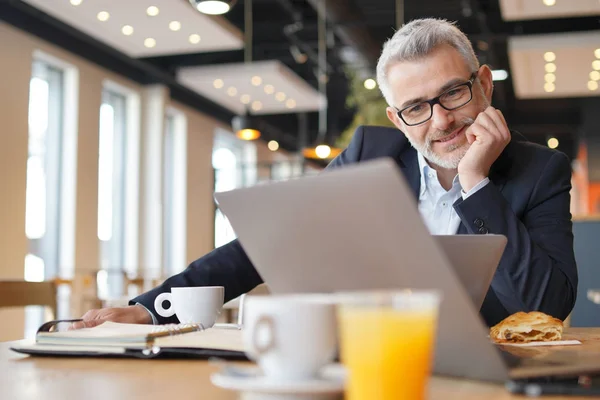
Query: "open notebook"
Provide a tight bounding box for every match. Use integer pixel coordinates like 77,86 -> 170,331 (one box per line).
10,320 -> 248,360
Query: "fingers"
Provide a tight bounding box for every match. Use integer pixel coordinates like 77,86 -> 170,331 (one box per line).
472,107 -> 510,144
70,318 -> 106,330
465,122 -> 493,145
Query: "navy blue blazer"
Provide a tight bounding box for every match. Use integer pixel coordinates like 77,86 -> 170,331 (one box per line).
132,125 -> 578,327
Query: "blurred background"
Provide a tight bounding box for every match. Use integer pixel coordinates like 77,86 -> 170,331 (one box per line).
1,0 -> 600,341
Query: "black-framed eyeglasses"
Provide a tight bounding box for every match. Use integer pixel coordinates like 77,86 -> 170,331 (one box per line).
394,72 -> 478,126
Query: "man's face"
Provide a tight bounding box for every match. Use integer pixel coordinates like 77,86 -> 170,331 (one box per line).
385,44 -> 493,169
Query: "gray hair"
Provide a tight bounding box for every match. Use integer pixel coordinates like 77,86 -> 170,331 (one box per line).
376,18 -> 480,106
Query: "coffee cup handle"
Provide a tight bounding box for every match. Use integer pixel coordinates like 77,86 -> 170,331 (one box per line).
154,292 -> 175,318
252,315 -> 276,355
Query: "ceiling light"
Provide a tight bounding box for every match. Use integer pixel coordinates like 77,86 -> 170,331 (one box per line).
169,21 -> 182,31
240,94 -> 251,104
364,79 -> 377,90
144,38 -> 156,48
97,11 -> 110,22
189,34 -> 201,44
147,6 -> 160,16
547,137 -> 559,149
285,99 -> 296,109
213,79 -> 224,89
544,73 -> 556,83
268,141 -> 279,151
588,81 -> 599,91
544,82 -> 555,92
275,92 -> 286,102
315,145 -> 331,159
543,52 -> 556,62
70,0 -> 82,5
251,101 -> 263,111
544,63 -> 556,73
192,0 -> 234,15
591,71 -> 600,81
593,60 -> 600,70
232,114 -> 260,141
542,0 -> 556,6
227,87 -> 237,96
264,85 -> 275,94
491,70 -> 508,81
595,49 -> 600,59
251,76 -> 262,86
121,25 -> 134,36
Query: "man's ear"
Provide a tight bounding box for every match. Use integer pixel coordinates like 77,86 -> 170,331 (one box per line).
478,65 -> 494,102
386,107 -> 405,131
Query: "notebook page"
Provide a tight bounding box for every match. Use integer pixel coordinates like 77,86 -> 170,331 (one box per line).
155,327 -> 245,352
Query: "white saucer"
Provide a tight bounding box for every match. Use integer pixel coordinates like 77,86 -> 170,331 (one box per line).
210,364 -> 346,399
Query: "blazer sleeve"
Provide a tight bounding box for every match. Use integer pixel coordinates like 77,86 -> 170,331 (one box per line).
453,151 -> 578,320
131,126 -> 366,324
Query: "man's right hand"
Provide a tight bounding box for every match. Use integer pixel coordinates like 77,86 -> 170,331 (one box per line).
71,305 -> 153,329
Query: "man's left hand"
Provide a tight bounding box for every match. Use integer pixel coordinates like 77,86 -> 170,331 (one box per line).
458,106 -> 511,192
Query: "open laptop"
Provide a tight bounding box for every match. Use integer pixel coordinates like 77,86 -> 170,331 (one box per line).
214,158 -> 599,382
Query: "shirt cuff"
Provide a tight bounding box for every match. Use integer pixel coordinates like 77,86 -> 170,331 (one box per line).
135,302 -> 158,325
461,177 -> 490,200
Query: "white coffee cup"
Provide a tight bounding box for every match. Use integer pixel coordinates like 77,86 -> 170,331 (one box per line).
243,294 -> 338,381
153,286 -> 224,327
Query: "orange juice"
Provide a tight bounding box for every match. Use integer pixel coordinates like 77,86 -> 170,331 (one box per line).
338,307 -> 438,400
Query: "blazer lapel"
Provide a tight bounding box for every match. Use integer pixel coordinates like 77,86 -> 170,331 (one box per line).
396,145 -> 421,202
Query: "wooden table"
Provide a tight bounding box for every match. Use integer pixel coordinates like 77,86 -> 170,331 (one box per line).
2,328 -> 600,400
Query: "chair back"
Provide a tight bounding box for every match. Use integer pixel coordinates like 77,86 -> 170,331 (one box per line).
0,280 -> 58,318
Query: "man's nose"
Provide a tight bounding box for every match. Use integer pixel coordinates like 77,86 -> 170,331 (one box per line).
430,104 -> 454,131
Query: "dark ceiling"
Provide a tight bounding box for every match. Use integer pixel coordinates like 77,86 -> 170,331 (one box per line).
3,0 -> 600,159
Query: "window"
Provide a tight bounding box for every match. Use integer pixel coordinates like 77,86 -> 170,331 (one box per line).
97,89 -> 128,299
24,60 -> 64,337
212,129 -> 257,248
162,110 -> 187,276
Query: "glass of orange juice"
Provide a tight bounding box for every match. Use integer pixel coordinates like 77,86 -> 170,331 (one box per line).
336,290 -> 441,400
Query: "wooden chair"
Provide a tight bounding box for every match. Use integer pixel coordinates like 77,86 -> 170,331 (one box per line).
0,280 -> 58,319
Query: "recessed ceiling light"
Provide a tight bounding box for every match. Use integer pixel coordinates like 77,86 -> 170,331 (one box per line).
169,21 -> 182,31
595,49 -> 600,59
251,76 -> 262,86
194,0 -> 232,15
275,92 -> 286,102
591,71 -> 600,81
264,85 -> 275,94
240,94 -> 251,104
544,63 -> 556,73
364,78 -> 377,90
544,82 -> 555,92
544,73 -> 556,83
70,0 -> 83,5
285,99 -> 296,109
213,79 -> 224,89
268,140 -> 279,151
189,34 -> 201,44
251,101 -> 263,111
147,6 -> 160,16
593,60 -> 600,70
144,38 -> 156,48
97,11 -> 110,22
543,52 -> 556,62
542,0 -> 556,6
588,81 -> 599,91
121,25 -> 134,36
227,87 -> 237,96
547,137 -> 559,149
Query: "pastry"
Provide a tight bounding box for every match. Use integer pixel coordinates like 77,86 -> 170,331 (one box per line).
490,311 -> 563,344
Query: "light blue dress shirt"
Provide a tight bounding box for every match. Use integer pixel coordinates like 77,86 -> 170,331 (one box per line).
417,152 -> 489,235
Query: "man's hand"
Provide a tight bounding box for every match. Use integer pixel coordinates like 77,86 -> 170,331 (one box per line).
71,305 -> 153,329
458,106 -> 511,192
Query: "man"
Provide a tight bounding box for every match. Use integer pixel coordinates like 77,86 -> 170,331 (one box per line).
76,18 -> 577,328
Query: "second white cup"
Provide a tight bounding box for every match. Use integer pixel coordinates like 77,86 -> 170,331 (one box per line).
243,294 -> 338,381
154,286 -> 224,327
